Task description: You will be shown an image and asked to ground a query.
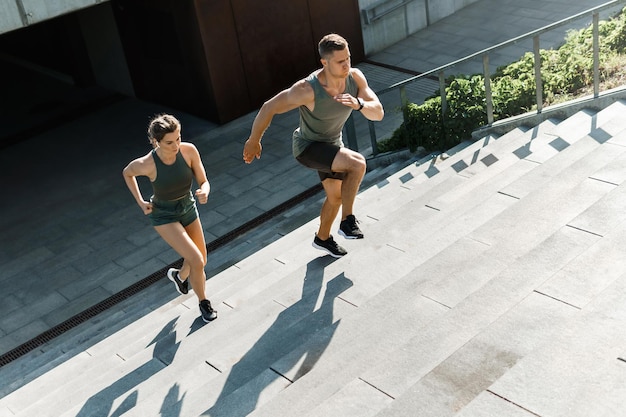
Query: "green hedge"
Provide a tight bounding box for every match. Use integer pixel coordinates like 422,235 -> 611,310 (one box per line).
378,7 -> 626,153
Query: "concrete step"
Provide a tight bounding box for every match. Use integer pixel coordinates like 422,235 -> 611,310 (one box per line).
169,115 -> 624,414
25,117 -> 608,416
3,103 -> 626,417
39,137 -> 510,416
0,293 -> 190,415
0,146 -> 560,412
0,150 -> 421,413
365,193 -> 626,416
246,108 -> 626,415
469,268 -> 626,417
0,275 -> 187,398
255,224 -> 601,416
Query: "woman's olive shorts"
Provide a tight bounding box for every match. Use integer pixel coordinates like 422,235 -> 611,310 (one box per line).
148,193 -> 199,227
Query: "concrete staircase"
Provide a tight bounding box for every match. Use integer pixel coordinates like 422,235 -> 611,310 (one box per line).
2,101 -> 626,416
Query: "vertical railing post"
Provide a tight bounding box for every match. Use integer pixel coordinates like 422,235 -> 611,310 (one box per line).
368,120 -> 378,155
483,54 -> 494,125
533,35 -> 543,114
14,0 -> 30,26
400,85 -> 409,124
439,70 -> 447,150
345,113 -> 358,151
438,71 -> 447,116
593,11 -> 600,97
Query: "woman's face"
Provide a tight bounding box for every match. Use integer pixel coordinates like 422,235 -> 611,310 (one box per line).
157,127 -> 181,154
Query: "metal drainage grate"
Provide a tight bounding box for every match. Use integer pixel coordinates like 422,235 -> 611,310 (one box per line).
0,184 -> 323,369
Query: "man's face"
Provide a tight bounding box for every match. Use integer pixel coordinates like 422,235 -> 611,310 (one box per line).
323,47 -> 351,78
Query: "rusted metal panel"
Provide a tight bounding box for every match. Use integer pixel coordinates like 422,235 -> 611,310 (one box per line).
194,0 -> 251,123
309,0 -> 364,64
113,0 -> 364,123
230,0 -> 318,108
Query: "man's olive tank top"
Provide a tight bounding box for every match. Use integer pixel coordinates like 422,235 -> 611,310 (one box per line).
151,149 -> 193,201
292,70 -> 359,157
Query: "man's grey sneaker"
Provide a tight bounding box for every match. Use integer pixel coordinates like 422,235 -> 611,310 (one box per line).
312,234 -> 347,258
167,268 -> 189,295
199,299 -> 218,322
339,214 -> 364,239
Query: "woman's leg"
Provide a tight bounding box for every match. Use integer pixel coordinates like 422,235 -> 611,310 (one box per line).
154,219 -> 207,301
177,218 -> 207,282
183,218 -> 208,295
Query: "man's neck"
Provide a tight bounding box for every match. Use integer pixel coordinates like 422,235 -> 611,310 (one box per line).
319,68 -> 345,89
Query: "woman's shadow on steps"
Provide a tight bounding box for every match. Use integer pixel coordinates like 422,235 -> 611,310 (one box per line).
204,255 -> 354,417
75,318 -> 181,417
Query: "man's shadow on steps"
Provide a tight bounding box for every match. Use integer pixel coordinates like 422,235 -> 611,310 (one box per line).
204,255 -> 353,417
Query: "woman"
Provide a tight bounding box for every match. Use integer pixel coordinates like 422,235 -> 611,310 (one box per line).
123,113 -> 217,322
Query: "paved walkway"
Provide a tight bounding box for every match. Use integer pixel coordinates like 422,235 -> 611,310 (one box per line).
0,0 -> 620,357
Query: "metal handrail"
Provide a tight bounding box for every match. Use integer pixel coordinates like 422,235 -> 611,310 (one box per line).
355,0 -> 626,154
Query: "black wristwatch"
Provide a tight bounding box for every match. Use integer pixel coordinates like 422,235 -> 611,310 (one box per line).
356,97 -> 364,111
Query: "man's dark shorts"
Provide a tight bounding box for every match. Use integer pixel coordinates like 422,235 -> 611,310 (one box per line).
296,142 -> 346,181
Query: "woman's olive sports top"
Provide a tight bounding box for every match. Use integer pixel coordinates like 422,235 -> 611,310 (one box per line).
151,149 -> 193,201
292,70 -> 359,157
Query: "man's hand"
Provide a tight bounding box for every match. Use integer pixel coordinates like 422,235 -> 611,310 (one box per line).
334,94 -> 360,110
243,139 -> 262,164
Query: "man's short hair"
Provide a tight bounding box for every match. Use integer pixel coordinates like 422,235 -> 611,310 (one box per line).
318,34 -> 349,60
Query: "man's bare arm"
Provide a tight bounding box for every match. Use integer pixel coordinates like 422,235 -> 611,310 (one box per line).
352,68 -> 384,121
243,80 -> 313,163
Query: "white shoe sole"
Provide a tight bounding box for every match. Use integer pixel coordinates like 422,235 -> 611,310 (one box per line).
338,229 -> 362,239
201,311 -> 218,322
312,241 -> 346,258
167,268 -> 187,295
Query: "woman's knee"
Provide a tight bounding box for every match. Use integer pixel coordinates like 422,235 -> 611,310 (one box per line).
185,251 -> 205,271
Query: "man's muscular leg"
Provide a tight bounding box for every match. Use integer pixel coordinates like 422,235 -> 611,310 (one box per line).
317,178 -> 342,240
330,147 -> 366,220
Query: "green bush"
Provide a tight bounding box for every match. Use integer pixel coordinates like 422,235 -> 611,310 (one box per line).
378,7 -> 626,153
378,98 -> 444,153
493,52 -> 536,116
443,76 -> 487,147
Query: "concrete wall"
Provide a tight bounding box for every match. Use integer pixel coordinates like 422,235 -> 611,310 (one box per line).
0,0 -> 105,34
77,3 -> 134,96
0,1 -> 23,34
2,0 -> 480,58
359,0 -> 481,55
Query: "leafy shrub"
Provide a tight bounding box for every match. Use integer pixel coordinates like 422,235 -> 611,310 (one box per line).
378,98 -> 444,153
378,7 -> 626,153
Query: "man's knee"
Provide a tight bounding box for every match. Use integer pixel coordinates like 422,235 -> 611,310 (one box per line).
325,192 -> 342,206
337,148 -> 366,173
322,179 -> 342,204
349,151 -> 366,175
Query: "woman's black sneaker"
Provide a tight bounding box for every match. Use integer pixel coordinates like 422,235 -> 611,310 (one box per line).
312,234 -> 347,258
199,299 -> 218,322
339,215 -> 364,239
167,268 -> 189,295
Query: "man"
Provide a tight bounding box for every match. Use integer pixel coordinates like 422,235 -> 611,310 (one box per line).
243,33 -> 384,257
